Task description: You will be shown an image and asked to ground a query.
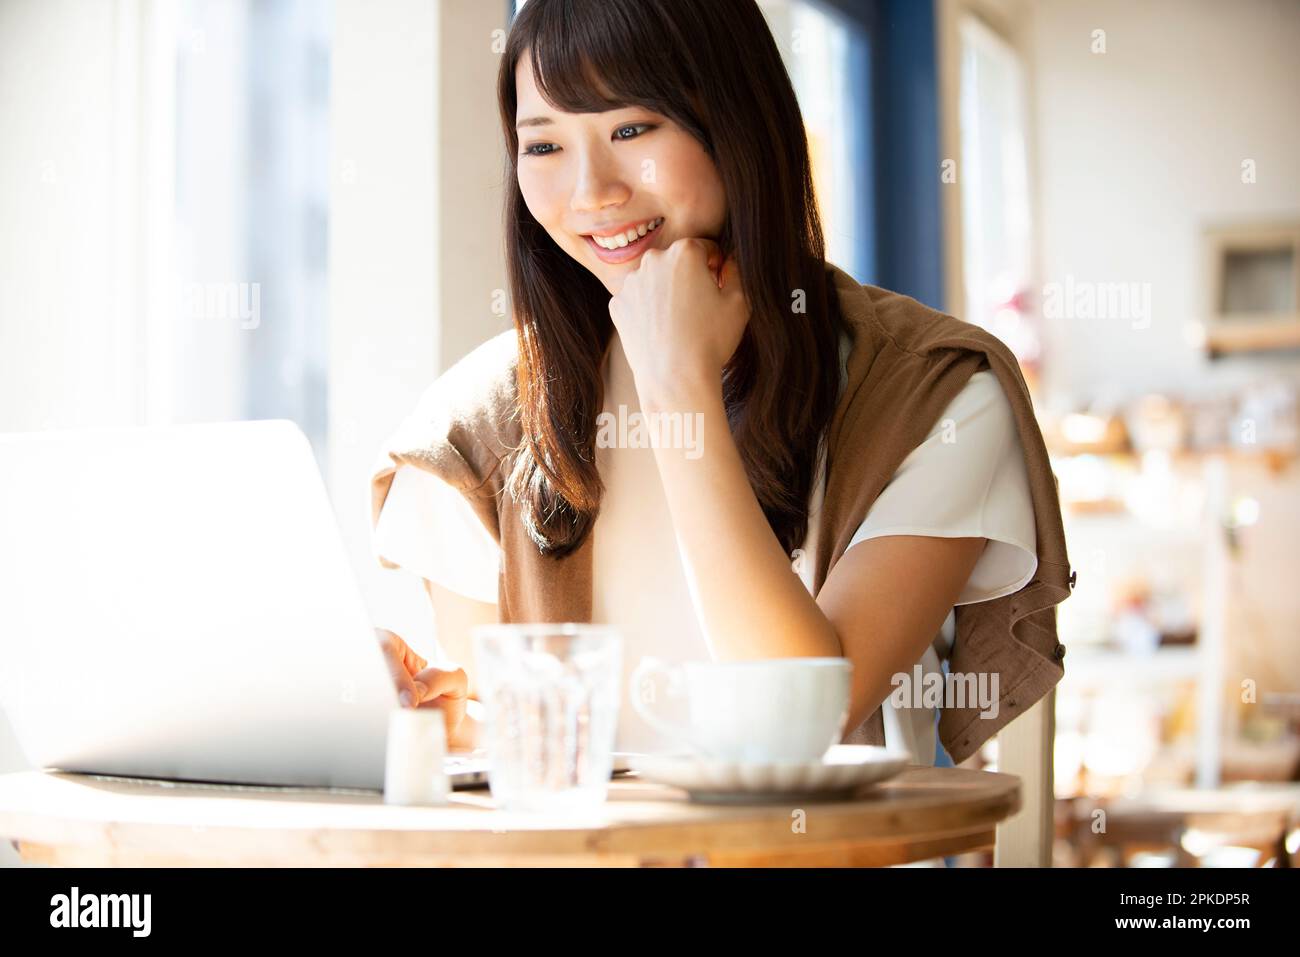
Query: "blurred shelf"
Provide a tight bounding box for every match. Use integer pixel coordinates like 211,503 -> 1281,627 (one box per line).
1050,446 -> 1297,468
1204,318 -> 1300,355
1062,498 -> 1127,515
1061,646 -> 1202,688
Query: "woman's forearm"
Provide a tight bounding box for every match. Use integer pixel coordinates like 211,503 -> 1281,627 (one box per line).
640,382 -> 841,662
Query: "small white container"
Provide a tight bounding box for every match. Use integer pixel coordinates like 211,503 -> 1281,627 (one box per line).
384,706 -> 451,806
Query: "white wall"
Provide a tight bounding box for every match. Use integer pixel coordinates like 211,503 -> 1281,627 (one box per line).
1029,0 -> 1300,406
330,0 -> 509,659
436,3 -> 514,369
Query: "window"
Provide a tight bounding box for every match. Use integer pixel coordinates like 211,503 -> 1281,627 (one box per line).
787,0 -> 873,282
958,14 -> 1036,363
171,0 -> 332,476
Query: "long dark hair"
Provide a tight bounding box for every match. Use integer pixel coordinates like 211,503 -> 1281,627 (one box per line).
498,0 -> 841,559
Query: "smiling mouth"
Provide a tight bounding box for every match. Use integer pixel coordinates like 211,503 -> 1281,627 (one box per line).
584,216 -> 665,250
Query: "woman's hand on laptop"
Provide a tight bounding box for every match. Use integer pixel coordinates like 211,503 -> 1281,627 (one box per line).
374,628 -> 469,742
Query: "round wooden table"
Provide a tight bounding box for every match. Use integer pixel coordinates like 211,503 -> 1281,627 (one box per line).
0,766 -> 1020,867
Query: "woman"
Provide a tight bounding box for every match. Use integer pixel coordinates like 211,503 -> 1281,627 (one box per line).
370,0 -> 1070,764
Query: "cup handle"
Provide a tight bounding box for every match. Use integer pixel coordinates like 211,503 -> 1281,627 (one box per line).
629,657 -> 706,755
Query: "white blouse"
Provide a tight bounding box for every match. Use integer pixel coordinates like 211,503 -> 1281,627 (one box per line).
371,330 -> 1037,766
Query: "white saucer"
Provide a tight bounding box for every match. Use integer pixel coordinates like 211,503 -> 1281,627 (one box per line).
629,745 -> 911,804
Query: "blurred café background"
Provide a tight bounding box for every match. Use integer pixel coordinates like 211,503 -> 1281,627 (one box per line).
1,0 -> 1298,866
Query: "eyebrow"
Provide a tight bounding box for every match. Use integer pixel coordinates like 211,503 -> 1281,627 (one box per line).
515,105 -> 646,130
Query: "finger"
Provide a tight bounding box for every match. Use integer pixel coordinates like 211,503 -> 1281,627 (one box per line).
717,255 -> 740,290
687,237 -> 721,271
417,691 -> 466,726
669,235 -> 717,266
377,627 -> 421,671
700,241 -> 730,287
374,629 -> 426,707
402,642 -> 428,678
411,665 -> 469,704
411,666 -> 469,732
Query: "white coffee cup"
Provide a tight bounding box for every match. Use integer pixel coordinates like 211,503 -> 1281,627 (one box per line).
629,657 -> 852,763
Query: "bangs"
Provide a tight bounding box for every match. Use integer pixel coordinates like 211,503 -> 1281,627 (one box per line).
513,0 -> 704,133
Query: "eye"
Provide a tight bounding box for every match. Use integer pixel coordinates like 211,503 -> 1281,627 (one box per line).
614,123 -> 656,141
520,123 -> 656,158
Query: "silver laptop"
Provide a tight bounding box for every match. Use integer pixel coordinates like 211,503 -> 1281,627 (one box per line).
0,418 -> 632,792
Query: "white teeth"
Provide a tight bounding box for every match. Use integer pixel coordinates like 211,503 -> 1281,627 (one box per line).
592,216 -> 663,249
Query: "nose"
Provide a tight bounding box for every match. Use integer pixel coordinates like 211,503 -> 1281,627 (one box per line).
569,147 -> 632,215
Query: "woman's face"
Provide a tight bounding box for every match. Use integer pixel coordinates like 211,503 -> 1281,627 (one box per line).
514,49 -> 727,295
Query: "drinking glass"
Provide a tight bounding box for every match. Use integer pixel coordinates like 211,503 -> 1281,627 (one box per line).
472,623 -> 622,813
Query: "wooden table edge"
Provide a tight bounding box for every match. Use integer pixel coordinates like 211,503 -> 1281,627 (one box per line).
0,766 -> 1021,868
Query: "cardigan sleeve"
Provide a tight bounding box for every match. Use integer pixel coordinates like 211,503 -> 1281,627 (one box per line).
371,464 -> 501,605
844,369 -> 1038,605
